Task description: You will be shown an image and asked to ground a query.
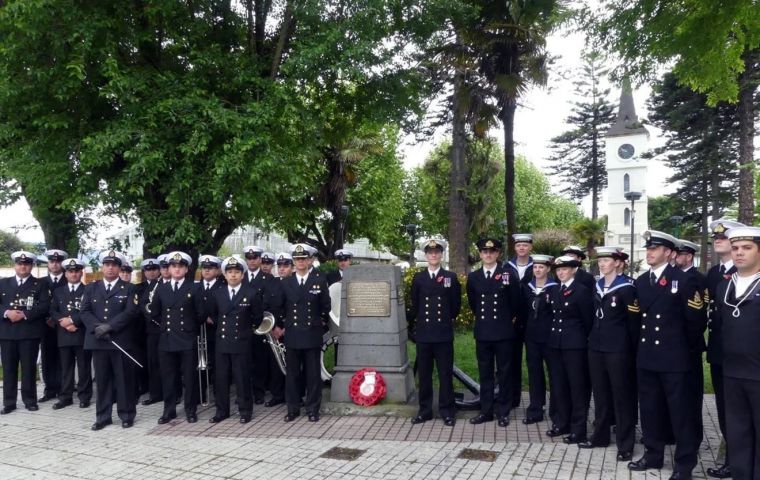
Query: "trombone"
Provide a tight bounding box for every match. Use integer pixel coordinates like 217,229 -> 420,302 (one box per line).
197,324 -> 211,406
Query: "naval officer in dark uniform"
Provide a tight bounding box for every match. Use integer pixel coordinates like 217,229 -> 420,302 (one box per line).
148,251 -> 205,424
521,254 -> 558,425
704,219 -> 743,479
0,251 -> 50,414
49,258 -> 92,409
281,244 -> 331,423
467,238 -> 520,426
628,231 -> 706,480
716,226 -> 760,480
579,247 -> 639,460
327,249 -> 353,286
408,239 -> 461,427
545,255 -> 594,444
506,233 -> 534,409
80,250 -> 140,430
138,258 -> 163,406
206,256 -> 262,424
560,245 -> 596,289
38,249 -> 68,403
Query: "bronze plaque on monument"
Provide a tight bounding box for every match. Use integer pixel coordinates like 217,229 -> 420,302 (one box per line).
347,281 -> 391,316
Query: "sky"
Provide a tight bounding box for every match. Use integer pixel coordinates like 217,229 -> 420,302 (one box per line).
0,23 -> 676,246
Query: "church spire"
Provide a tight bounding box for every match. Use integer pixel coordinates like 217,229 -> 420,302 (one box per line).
606,78 -> 648,137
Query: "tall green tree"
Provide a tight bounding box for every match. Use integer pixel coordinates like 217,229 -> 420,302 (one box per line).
548,50 -> 616,219
594,0 -> 760,224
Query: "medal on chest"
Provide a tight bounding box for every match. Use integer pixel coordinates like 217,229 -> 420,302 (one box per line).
611,295 -> 617,308
443,277 -> 451,288
671,280 -> 678,294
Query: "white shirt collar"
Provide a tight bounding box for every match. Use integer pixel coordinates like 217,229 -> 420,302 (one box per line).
296,271 -> 310,283
650,263 -> 668,280
69,282 -> 82,291
103,279 -> 116,289
15,275 -> 29,284
204,278 -> 217,288
721,259 -> 734,271
428,267 -> 440,277
248,269 -> 260,280
562,278 -> 575,289
483,264 -> 498,277
228,284 -> 241,295
49,273 -> 62,282
171,278 -> 185,289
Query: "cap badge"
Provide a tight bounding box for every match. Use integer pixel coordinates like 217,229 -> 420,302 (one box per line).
173,253 -> 182,261
713,223 -> 727,234
485,240 -> 494,248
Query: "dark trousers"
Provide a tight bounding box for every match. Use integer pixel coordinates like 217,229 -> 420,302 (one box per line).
285,347 -> 321,415
214,351 -> 251,418
476,339 -> 512,417
1,338 -> 40,407
199,337 -> 215,406
689,353 -> 705,443
159,348 -> 198,417
638,368 -> 699,473
145,333 -> 162,401
508,327 -> 525,408
416,341 -> 455,418
268,347 -> 286,401
58,345 -> 92,403
525,340 -> 550,420
587,350 -> 636,452
724,375 -> 760,480
92,349 -> 136,423
40,326 -> 61,396
710,363 -> 730,466
251,336 -> 269,400
548,348 -> 589,437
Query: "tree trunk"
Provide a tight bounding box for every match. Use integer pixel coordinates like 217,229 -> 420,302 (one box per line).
709,170 -> 720,269
736,50 -> 757,225
700,178 -> 709,272
501,98 -> 518,258
447,70 -> 470,275
591,130 -> 599,220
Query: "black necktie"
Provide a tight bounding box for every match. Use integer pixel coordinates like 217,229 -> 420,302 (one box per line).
300,278 -> 305,287
486,271 -> 491,279
650,271 -> 657,286
71,285 -> 75,294
431,272 -> 436,281
18,278 -> 22,287
230,288 -> 236,300
719,264 -> 726,275
205,282 -> 210,291
53,277 -> 58,286
560,284 -> 567,293
173,282 -> 178,292
106,283 -> 111,293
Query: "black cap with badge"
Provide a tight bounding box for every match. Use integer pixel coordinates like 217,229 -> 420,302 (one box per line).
476,238 -> 502,251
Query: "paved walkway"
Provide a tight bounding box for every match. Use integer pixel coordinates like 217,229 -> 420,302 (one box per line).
0,387 -> 724,479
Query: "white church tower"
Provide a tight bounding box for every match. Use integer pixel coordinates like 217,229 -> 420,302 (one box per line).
604,79 -> 649,266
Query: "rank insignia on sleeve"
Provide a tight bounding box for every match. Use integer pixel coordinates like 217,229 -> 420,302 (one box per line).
627,299 -> 640,313
687,291 -> 704,309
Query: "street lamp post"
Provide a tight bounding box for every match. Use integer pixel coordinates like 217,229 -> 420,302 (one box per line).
624,191 -> 643,276
405,224 -> 418,268
337,205 -> 350,249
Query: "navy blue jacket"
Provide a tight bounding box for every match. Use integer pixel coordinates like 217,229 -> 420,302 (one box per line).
547,279 -> 594,350
467,265 -> 520,341
50,283 -> 86,347
0,275 -> 50,340
408,268 -> 461,343
80,279 -> 140,351
706,263 -> 735,365
522,280 -> 559,344
588,275 -> 640,353
280,271 -> 331,350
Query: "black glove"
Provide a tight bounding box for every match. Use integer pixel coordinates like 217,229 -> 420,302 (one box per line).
94,323 -> 113,339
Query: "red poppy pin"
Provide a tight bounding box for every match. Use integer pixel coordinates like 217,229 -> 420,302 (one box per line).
723,274 -> 731,280
494,273 -> 502,280
436,276 -> 443,283
563,289 -> 571,296
659,277 -> 667,287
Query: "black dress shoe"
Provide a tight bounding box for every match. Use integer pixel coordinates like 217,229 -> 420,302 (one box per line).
546,427 -> 570,437
91,420 -> 112,431
0,406 -> 16,415
240,415 -> 252,424
443,416 -> 456,427
25,404 -> 39,411
157,413 -> 176,424
264,398 -> 284,407
669,472 -> 692,480
141,398 -> 160,406
706,465 -> 731,479
563,434 -> 586,444
469,414 -> 493,425
122,420 -> 134,428
284,413 -> 300,422
186,414 -> 198,423
308,414 -> 319,422
209,415 -> 228,424
616,451 -> 632,461
578,440 -> 609,449
254,397 -> 265,405
410,415 -> 432,425
498,416 -> 510,427
522,416 -> 543,425
52,400 -> 73,410
38,394 -> 56,403
628,457 -> 663,471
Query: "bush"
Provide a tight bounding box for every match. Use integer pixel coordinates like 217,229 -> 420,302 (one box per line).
531,229 -> 573,258
402,267 -> 475,332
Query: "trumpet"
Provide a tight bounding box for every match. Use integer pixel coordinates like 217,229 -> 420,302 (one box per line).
197,324 -> 210,406
254,311 -> 286,375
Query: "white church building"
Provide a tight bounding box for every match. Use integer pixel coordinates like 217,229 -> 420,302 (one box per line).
604,80 -> 650,268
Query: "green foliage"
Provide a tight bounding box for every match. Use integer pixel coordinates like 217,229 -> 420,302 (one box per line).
570,217 -> 607,253
648,196 -> 698,237
0,229 -> 31,266
531,229 -> 574,258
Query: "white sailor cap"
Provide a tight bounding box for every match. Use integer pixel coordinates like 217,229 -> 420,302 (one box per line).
305,244 -> 318,256
44,249 -> 68,261
595,246 -> 624,259
276,252 -> 293,264
334,249 -> 354,259
198,254 -> 222,268
99,250 -> 126,266
221,255 -> 246,271
63,258 -> 85,270
11,251 -> 37,264
710,218 -> 745,237
532,254 -> 554,266
141,258 -> 160,269
157,254 -> 169,267
561,245 -> 586,260
553,255 -> 582,268
120,260 -> 134,272
642,230 -> 680,250
421,238 -> 447,252
292,244 -> 312,259
512,233 -> 533,244
243,245 -> 264,258
676,240 -> 700,254
727,227 -> 760,244
261,252 -> 276,263
167,251 -> 192,266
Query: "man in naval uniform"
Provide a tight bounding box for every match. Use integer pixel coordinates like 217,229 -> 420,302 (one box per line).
327,249 -> 353,286
138,258 -> 163,406
38,249 -> 68,403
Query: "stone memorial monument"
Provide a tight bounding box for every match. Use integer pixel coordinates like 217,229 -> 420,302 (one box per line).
329,264 -> 415,403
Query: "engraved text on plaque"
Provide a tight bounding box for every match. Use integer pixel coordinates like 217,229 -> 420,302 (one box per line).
347,281 -> 391,317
